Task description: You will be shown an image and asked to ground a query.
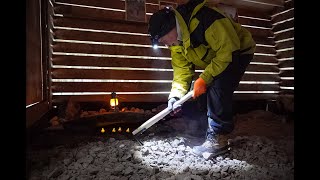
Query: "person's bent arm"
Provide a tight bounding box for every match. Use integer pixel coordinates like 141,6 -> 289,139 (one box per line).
200,18 -> 241,84
168,45 -> 195,100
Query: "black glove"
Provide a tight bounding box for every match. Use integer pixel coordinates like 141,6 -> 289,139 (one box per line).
168,97 -> 182,116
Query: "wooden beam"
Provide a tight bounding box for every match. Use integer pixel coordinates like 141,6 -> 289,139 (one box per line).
54,4 -> 126,21
271,7 -> 293,23
52,93 -> 279,103
54,29 -> 151,45
255,46 -> 276,54
238,8 -> 271,19
272,19 -> 294,32
55,0 -> 125,9
276,49 -> 293,59
26,101 -> 50,128
280,79 -> 294,87
52,82 -> 279,92
238,17 -> 272,28
54,16 -> 148,34
278,60 -> 293,68
245,26 -> 273,37
274,29 -> 293,41
52,42 -> 171,57
52,55 -> 173,69
275,39 -> 294,50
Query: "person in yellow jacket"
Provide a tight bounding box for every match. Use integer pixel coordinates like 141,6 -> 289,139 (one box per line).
148,0 -> 256,157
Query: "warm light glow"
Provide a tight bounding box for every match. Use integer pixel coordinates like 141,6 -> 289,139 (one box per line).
101,128 -> 105,133
118,127 -> 122,132
110,98 -> 119,107
126,128 -> 130,133
112,128 -> 116,133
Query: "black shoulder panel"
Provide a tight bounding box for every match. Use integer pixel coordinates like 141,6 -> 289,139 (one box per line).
190,6 -> 226,48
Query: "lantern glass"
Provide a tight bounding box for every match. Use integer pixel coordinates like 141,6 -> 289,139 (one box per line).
110,98 -> 119,107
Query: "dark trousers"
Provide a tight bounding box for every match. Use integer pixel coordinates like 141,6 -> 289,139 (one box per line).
205,53 -> 253,139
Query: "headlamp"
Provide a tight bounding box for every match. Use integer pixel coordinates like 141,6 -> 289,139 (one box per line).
151,35 -> 159,49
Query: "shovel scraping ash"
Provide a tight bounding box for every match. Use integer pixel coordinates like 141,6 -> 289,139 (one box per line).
132,90 -> 194,145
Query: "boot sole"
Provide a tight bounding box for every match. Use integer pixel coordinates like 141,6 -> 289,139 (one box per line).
191,144 -> 232,159
202,145 -> 231,160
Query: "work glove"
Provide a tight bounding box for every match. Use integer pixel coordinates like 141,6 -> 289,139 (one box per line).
168,97 -> 182,116
193,77 -> 207,99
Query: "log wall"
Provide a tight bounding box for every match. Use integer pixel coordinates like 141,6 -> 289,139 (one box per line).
50,0 -> 280,105
271,0 -> 294,95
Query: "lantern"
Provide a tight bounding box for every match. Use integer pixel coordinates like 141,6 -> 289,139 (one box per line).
101,128 -> 105,133
110,92 -> 119,111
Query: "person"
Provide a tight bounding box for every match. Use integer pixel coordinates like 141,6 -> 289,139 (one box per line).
147,0 -> 256,157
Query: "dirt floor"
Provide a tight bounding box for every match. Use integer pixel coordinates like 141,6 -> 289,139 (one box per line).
26,109 -> 294,180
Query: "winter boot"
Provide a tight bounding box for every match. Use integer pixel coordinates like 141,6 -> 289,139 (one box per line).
192,134 -> 229,156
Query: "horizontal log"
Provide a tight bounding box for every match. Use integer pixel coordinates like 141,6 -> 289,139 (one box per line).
54,29 -> 276,54
272,19 -> 294,32
246,64 -> 279,72
252,56 -> 277,63
283,0 -> 294,9
51,68 -> 174,80
274,29 -> 293,41
52,82 -> 172,92
279,89 -> 294,95
54,29 -> 151,45
271,0 -> 293,15
52,42 -> 171,57
280,79 -> 294,87
53,16 -> 148,34
146,0 -> 159,4
52,65 -> 279,81
245,26 -> 273,37
26,101 -> 50,128
160,1 -> 178,8
54,4 -> 126,21
226,2 -> 275,15
146,3 -> 159,13
55,0 -> 125,10
271,8 -> 293,23
235,84 -> 279,91
52,37 -> 276,57
238,9 -> 271,20
52,55 -> 173,69
279,70 -> 293,77
238,17 -> 272,28
276,49 -> 293,59
52,82 -> 279,92
278,60 -> 294,68
241,74 -> 280,81
52,94 -> 170,103
52,54 -> 279,70
252,36 -> 275,46
146,15 -> 151,23
275,40 -> 294,50
255,46 -> 276,55
52,93 -> 279,103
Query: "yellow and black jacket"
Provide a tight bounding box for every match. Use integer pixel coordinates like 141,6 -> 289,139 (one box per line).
168,0 -> 256,99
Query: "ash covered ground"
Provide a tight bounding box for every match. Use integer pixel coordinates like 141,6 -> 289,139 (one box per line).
26,109 -> 294,180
